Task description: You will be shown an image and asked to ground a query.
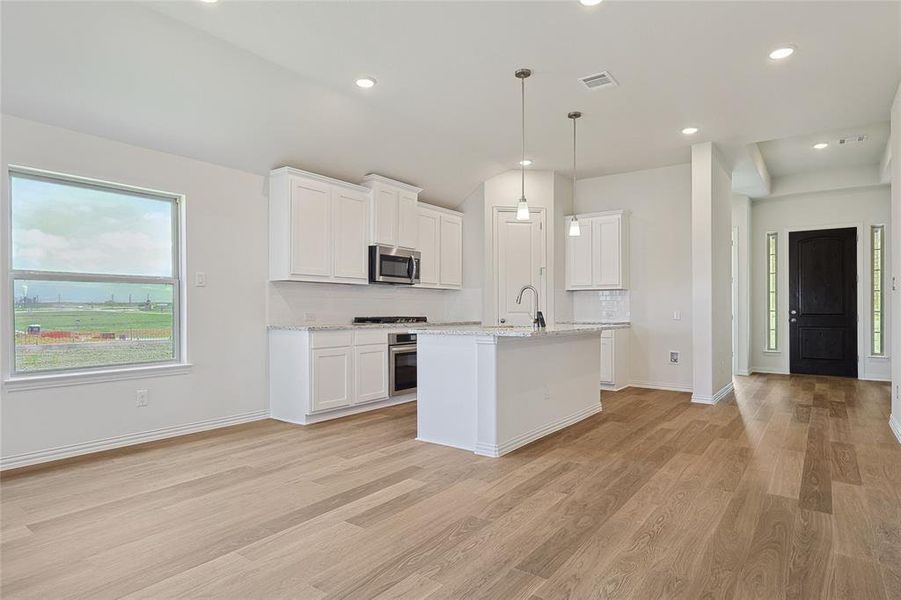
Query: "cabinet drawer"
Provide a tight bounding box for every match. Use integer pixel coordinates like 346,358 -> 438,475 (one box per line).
353,330 -> 389,346
311,330 -> 354,349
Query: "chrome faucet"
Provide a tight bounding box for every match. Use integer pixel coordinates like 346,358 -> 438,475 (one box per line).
515,285 -> 546,328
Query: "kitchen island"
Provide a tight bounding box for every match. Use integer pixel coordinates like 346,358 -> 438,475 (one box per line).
411,323 -> 629,457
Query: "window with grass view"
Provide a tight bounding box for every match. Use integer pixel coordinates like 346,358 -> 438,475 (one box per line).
871,224 -> 885,356
10,170 -> 181,374
766,232 -> 777,351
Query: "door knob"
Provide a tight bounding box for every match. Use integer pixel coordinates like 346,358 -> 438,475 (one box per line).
500,318 -> 506,324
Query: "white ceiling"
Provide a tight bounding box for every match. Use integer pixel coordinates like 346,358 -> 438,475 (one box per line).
758,121 -> 890,178
2,1 -> 899,208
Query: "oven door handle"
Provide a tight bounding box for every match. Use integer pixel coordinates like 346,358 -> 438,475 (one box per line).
390,346 -> 416,355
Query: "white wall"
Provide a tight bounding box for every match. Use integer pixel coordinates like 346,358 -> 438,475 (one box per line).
732,195 -> 752,376
691,143 -> 733,402
889,81 -> 901,436
1,115 -> 269,467
553,173 -> 574,323
574,164 -> 693,392
750,184 -> 892,381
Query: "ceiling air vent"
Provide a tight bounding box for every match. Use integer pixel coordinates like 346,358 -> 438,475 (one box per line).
838,134 -> 868,145
579,71 -> 618,91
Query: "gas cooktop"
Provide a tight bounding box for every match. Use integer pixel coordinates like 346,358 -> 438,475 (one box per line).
352,316 -> 427,324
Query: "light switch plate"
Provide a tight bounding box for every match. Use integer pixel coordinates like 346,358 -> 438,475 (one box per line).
673,310 -> 681,321
669,351 -> 680,364
195,272 -> 207,287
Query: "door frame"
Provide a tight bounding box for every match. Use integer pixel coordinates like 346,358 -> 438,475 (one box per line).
777,221 -> 865,377
732,226 -> 739,375
490,206 -> 548,326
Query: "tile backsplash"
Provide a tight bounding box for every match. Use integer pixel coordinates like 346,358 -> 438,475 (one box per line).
572,289 -> 630,322
268,282 -> 481,326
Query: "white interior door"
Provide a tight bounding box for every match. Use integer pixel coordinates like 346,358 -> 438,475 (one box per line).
495,208 -> 546,326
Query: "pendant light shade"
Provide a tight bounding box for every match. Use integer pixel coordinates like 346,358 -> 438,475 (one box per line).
567,111 -> 582,237
515,68 -> 531,220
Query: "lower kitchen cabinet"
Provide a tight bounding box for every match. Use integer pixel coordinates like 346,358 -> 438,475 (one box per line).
600,328 -> 630,390
354,344 -> 389,403
270,328 -> 411,425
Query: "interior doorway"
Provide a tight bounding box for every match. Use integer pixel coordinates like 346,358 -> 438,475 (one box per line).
788,227 -> 858,377
493,207 -> 547,326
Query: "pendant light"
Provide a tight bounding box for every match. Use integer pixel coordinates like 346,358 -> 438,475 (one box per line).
515,68 -> 532,220
568,111 -> 582,237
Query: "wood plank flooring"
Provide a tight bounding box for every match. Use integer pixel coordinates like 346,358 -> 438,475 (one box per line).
2,374 -> 900,599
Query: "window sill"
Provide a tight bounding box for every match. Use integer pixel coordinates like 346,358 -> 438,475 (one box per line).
3,363 -> 193,392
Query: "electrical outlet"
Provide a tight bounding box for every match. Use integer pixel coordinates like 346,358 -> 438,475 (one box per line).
194,272 -> 207,287
672,310 -> 682,321
136,389 -> 148,407
669,351 -> 680,365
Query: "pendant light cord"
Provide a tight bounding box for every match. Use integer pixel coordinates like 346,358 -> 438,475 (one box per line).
521,74 -> 525,200
572,115 -> 577,188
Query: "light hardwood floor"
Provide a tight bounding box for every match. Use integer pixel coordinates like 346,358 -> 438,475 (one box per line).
2,374 -> 900,599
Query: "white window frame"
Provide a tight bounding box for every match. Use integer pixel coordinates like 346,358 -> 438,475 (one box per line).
765,231 -> 778,352
871,224 -> 885,357
5,166 -> 188,385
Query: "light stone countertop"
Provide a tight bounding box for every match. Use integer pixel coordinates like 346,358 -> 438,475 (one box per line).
267,321 -> 480,332
409,322 -> 630,338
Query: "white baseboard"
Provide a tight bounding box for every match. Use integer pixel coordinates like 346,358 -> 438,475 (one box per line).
890,414 -> 901,445
272,394 -> 416,426
600,383 -> 630,392
749,367 -> 789,375
736,369 -> 751,377
627,380 -> 693,393
692,381 -> 735,405
0,409 -> 270,471
473,403 -> 603,458
860,376 -> 892,382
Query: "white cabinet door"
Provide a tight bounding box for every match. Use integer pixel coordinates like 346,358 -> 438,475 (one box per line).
600,335 -> 614,384
566,216 -> 593,289
333,188 -> 369,281
354,344 -> 388,404
289,179 -> 332,277
592,216 -> 621,288
417,208 -> 440,287
373,188 -> 398,246
312,347 -> 353,412
439,214 -> 463,288
397,191 -> 419,249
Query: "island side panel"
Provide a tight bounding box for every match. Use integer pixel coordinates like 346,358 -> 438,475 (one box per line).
416,334 -> 479,451
483,333 -> 602,457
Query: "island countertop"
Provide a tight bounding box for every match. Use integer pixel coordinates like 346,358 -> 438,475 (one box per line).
409,321 -> 630,338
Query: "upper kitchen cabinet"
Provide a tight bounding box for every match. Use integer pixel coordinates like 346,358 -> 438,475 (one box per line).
416,204 -> 463,290
362,174 -> 422,249
565,210 -> 629,290
269,167 -> 370,284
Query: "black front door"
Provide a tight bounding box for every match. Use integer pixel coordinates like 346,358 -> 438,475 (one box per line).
789,227 -> 857,377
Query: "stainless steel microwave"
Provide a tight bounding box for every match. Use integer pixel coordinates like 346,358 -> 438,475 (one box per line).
369,245 -> 421,285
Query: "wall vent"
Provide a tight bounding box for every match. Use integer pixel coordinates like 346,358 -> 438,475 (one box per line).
579,71 -> 618,90
838,134 -> 868,145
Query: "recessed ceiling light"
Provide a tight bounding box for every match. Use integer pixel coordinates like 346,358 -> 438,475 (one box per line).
681,127 -> 699,135
200,0 -> 218,3
813,142 -> 829,150
580,0 -> 603,5
768,46 -> 795,60
519,159 -> 533,167
355,77 -> 377,89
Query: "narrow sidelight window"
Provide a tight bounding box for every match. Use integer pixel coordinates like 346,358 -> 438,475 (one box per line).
871,225 -> 885,356
766,232 -> 777,351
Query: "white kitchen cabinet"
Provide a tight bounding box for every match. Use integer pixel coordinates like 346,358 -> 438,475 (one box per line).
269,167 -> 369,284
599,328 -> 630,390
416,205 -> 463,290
355,344 -> 389,403
311,347 -> 354,412
417,207 -> 441,286
269,328 -> 411,425
439,213 -> 463,288
565,210 -> 629,290
363,174 -> 422,250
